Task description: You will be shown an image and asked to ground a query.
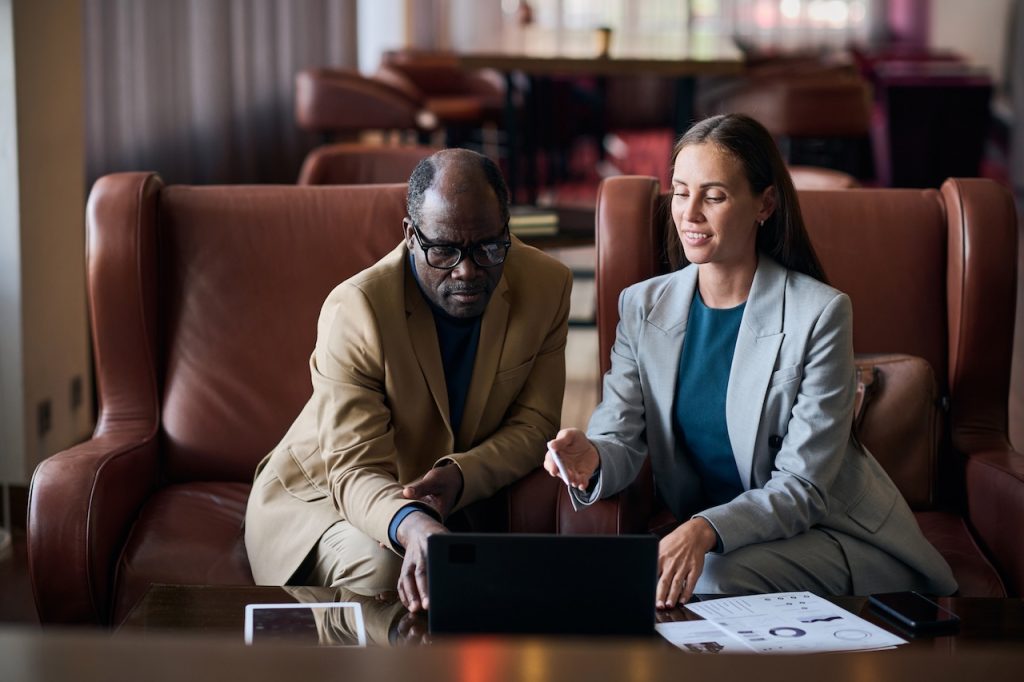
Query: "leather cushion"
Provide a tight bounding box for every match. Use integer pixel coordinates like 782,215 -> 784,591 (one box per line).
854,353 -> 942,509
112,482 -> 254,625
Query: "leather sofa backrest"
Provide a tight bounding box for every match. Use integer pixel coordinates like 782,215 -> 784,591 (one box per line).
151,182 -> 409,482
800,188 -> 949,387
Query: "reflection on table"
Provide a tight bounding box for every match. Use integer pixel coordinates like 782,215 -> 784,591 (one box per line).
118,584 -> 1024,655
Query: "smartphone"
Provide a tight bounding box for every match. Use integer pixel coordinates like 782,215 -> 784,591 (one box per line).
868,591 -> 960,633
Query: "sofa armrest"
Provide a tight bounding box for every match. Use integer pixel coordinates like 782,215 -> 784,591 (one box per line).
557,460 -> 656,535
28,433 -> 159,625
964,446 -> 1024,596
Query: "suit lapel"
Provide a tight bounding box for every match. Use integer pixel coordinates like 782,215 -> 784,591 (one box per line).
726,256 -> 787,489
646,266 -> 699,443
457,276 -> 510,450
405,260 -> 451,433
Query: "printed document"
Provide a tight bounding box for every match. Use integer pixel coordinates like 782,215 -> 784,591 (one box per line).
676,592 -> 906,654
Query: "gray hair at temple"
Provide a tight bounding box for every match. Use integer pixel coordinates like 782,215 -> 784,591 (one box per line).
406,148 -> 511,227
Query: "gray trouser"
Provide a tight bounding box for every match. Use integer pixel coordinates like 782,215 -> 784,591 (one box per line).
694,528 -> 926,596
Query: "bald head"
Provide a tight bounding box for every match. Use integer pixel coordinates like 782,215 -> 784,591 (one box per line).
406,148 -> 510,228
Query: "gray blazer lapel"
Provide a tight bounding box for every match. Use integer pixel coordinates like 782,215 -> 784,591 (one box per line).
644,266 -> 698,450
726,256 -> 787,489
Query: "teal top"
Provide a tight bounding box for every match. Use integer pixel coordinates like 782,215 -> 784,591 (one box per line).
673,292 -> 746,508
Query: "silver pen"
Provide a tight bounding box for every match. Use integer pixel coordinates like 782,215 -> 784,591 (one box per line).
548,448 -> 580,512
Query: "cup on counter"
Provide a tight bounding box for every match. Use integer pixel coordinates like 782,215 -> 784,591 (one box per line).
595,25 -> 612,57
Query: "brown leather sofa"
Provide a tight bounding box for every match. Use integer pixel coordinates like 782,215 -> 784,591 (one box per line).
575,175 -> 1022,597
27,175 -> 560,626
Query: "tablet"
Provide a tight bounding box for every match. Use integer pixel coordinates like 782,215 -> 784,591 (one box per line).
243,602 -> 367,646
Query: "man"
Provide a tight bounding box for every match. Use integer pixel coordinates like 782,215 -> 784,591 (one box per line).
245,149 -> 572,612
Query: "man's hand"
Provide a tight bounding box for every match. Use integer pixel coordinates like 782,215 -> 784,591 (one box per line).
403,464 -> 463,519
394,511 -> 448,613
656,517 -> 717,609
544,428 -> 600,489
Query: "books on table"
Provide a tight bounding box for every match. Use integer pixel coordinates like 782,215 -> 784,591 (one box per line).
509,205 -> 559,236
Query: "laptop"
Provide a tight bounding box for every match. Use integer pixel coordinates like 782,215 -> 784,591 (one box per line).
427,533 -> 658,636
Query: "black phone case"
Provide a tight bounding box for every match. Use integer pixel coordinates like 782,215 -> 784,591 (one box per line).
868,593 -> 960,633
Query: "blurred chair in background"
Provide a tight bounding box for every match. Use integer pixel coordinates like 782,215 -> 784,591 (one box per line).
297,143 -> 437,185
787,165 -> 860,189
375,49 -> 505,149
294,68 -> 438,145
699,60 -> 874,180
853,49 -> 993,188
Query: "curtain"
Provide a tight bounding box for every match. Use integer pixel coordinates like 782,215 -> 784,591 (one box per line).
84,0 -> 358,186
1010,0 -> 1024,192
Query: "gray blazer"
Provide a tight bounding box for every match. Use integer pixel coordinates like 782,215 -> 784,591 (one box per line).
581,256 -> 956,595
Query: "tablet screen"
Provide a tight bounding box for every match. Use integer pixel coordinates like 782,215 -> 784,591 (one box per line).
244,602 -> 367,647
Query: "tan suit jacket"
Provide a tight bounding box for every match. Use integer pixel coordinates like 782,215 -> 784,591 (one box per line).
245,238 -> 572,585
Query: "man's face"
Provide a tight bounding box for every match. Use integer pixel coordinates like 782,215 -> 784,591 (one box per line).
404,175 -> 508,318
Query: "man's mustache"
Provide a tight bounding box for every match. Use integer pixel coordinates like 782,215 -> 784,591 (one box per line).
444,282 -> 489,295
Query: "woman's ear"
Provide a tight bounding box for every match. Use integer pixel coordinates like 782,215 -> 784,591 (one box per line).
758,185 -> 778,223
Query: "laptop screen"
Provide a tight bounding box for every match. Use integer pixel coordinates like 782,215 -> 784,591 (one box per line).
427,533 -> 658,636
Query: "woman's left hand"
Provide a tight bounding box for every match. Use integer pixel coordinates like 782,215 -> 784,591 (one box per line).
656,517 -> 718,609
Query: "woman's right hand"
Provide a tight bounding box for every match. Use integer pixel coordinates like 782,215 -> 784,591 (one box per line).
544,428 -> 600,490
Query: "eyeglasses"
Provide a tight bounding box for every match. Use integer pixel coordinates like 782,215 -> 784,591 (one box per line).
411,222 -> 511,270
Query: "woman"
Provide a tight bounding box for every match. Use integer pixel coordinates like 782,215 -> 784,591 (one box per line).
547,114 -> 956,608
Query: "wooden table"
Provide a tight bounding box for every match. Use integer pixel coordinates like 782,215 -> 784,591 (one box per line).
455,27 -> 745,202
13,584 -> 1022,682
5,624 -> 1024,682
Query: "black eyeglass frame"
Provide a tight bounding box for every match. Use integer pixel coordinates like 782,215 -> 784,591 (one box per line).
410,221 -> 512,270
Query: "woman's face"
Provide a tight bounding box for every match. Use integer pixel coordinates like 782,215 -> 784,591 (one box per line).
670,142 -> 774,271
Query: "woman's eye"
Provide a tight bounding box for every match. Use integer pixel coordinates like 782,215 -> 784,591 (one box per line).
706,195 -> 725,202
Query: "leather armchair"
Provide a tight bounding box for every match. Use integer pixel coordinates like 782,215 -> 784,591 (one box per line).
294,68 -> 437,140
28,174 -> 560,625
297,143 -> 438,185
560,175 -> 1022,597
377,49 -> 505,125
